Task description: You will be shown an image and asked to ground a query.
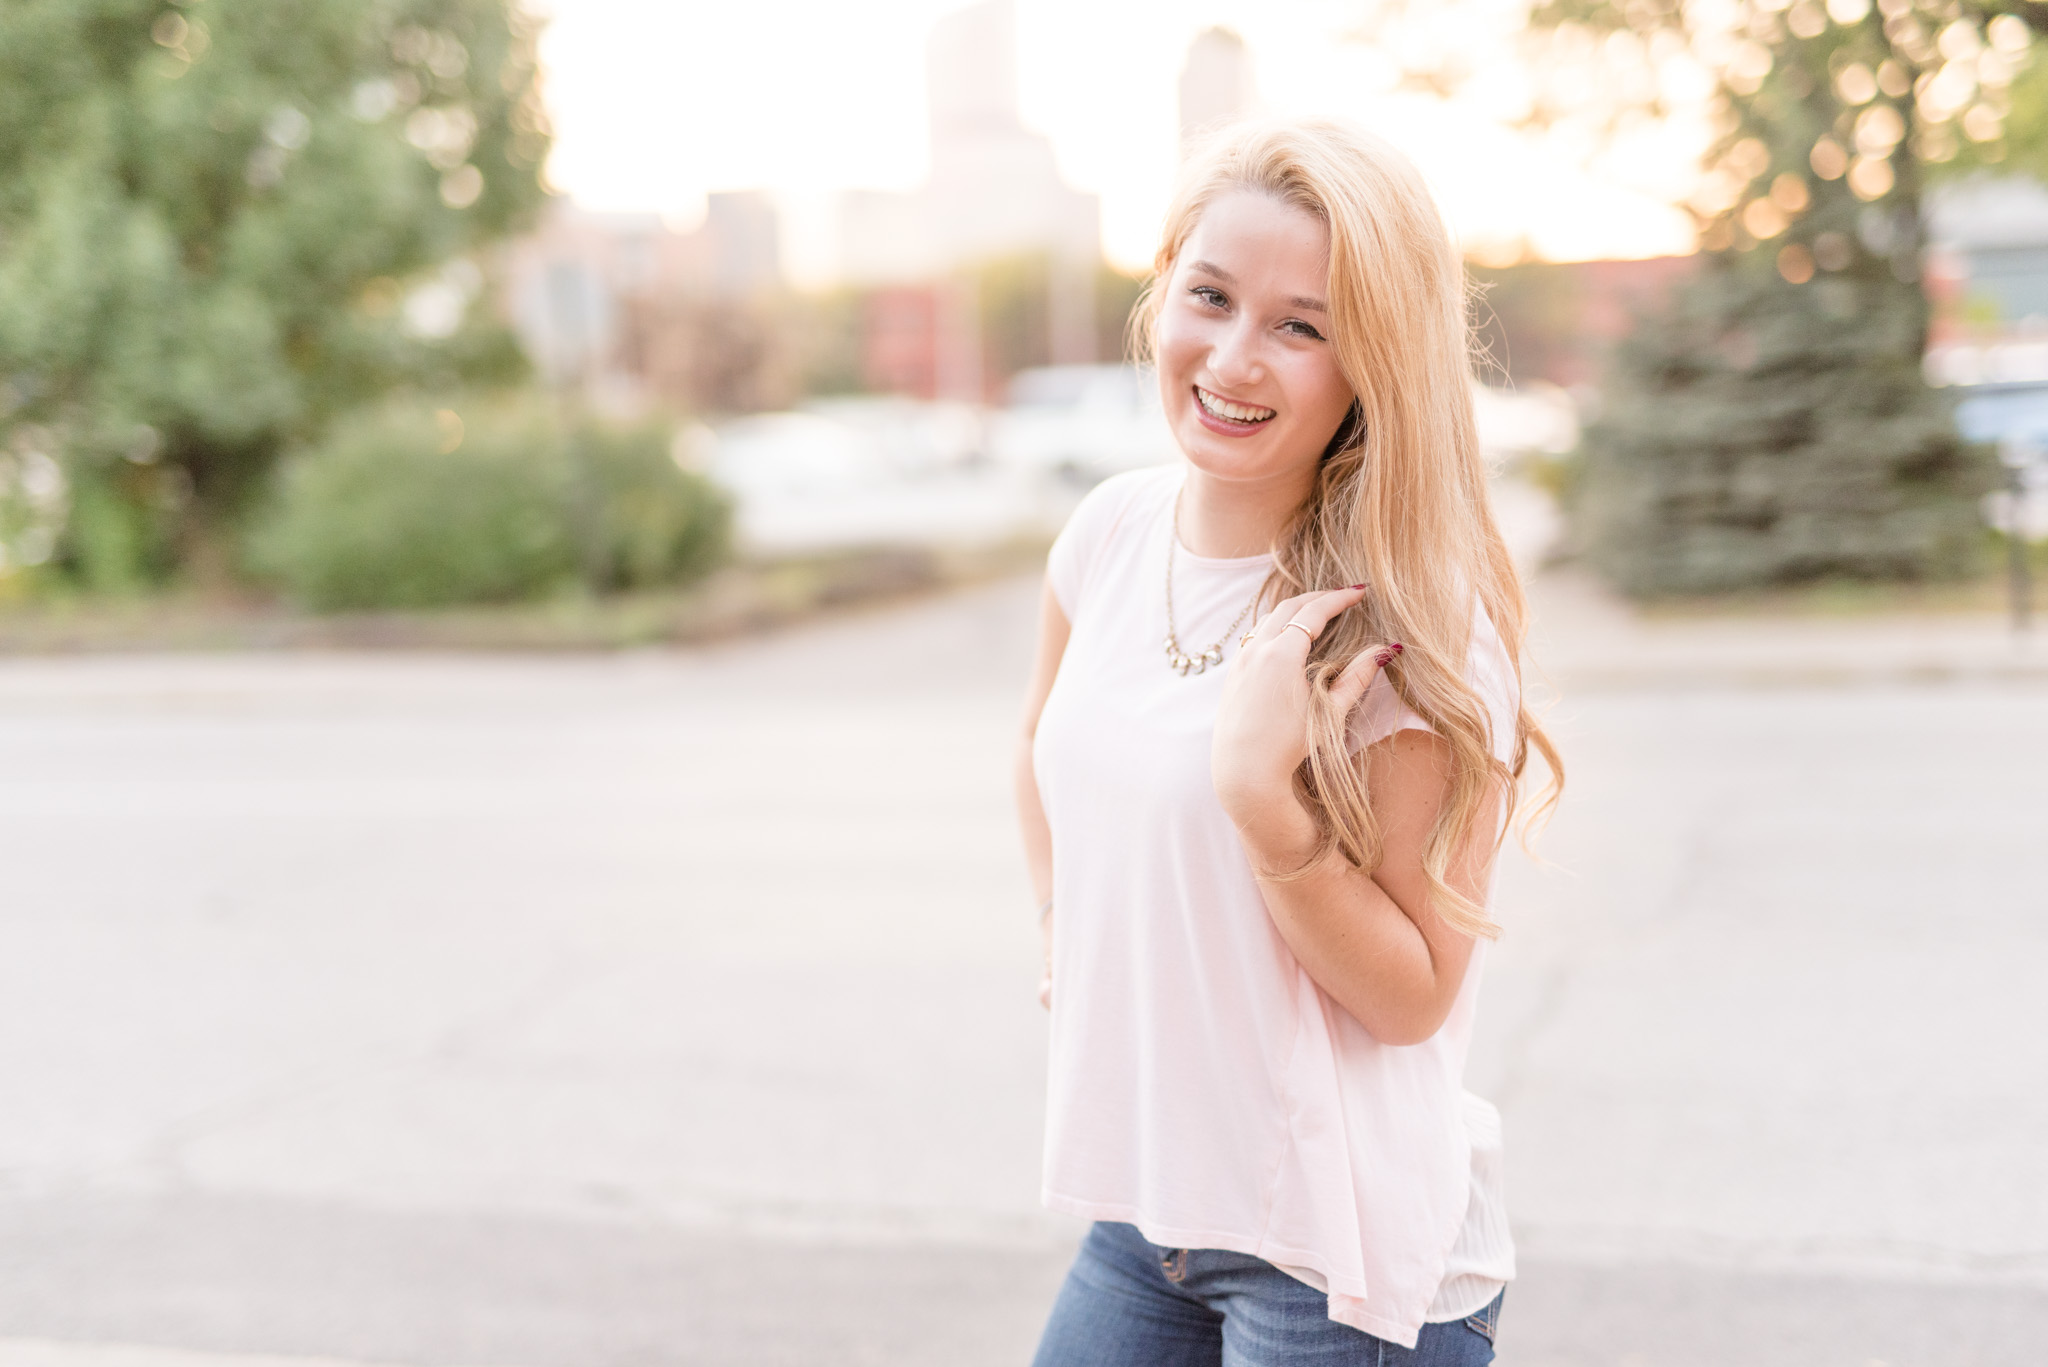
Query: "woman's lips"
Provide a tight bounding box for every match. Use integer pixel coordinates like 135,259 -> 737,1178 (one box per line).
1192,385 -> 1276,436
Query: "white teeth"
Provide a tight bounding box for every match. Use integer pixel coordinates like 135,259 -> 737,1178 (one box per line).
1196,387 -> 1275,424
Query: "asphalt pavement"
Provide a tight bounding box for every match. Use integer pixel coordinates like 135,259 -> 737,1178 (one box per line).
0,574 -> 2043,1367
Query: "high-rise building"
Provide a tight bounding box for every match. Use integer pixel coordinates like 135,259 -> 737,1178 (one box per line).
695,191 -> 785,300
1179,27 -> 1255,154
837,0 -> 1100,284
837,0 -> 1103,395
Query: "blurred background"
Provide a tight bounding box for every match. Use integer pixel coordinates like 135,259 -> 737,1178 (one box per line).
0,1 -> 2045,1365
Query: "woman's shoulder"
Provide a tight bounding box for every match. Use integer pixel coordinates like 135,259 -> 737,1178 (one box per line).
1350,599 -> 1521,759
1045,465 -> 1180,618
1062,465 -> 1180,545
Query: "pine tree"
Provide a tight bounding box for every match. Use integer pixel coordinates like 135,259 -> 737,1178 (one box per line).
1531,0 -> 2028,593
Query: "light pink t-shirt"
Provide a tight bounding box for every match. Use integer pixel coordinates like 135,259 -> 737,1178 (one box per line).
1034,466 -> 1518,1348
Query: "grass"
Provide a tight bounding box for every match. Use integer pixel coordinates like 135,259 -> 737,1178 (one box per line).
0,539 -> 1053,654
5,529 -> 2038,649
1633,575 -> 2025,620
1625,539 -> 2048,622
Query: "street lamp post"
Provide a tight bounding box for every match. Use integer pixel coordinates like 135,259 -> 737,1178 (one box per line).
1953,384 -> 2048,638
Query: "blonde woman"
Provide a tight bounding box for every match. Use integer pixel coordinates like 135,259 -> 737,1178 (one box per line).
1015,119 -> 1561,1366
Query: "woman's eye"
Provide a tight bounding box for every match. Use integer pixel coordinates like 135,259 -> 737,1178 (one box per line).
1190,286 -> 1227,309
1283,319 -> 1325,341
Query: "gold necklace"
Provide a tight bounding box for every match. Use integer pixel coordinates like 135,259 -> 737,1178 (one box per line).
1164,496 -> 1263,676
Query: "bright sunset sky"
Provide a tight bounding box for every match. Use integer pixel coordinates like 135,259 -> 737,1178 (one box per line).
531,0 -> 1710,283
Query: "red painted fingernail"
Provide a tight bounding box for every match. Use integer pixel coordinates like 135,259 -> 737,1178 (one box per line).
1349,583 -> 1366,590
1390,642 -> 1405,653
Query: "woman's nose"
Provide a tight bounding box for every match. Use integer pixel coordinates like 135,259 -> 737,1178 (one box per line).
1207,318 -> 1263,388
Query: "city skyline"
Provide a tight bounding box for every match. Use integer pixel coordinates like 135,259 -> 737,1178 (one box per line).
532,0 -> 1708,283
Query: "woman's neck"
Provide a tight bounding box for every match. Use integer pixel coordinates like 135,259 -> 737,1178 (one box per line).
1176,463 -> 1314,559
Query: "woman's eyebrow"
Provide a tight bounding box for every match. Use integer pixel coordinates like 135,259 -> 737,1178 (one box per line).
1188,260 -> 1325,314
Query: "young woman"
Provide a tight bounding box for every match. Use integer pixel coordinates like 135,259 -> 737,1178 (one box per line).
1014,119 -> 1561,1366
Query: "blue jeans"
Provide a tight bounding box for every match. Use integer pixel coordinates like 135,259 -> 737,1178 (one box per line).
1032,1222 -> 1501,1367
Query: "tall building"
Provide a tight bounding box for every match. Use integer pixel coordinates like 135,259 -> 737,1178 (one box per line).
922,0 -> 1099,271
837,0 -> 1102,394
695,191 -> 785,300
837,0 -> 1100,282
1179,27 -> 1255,154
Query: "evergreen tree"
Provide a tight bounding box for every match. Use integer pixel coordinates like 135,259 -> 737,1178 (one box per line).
1529,0 -> 2037,593
0,0 -> 550,588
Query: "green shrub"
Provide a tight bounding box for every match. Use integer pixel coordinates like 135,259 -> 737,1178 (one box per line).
563,420 -> 732,592
248,399 -> 730,611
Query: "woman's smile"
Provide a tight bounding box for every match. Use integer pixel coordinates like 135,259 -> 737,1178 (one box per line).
1193,385 -> 1277,433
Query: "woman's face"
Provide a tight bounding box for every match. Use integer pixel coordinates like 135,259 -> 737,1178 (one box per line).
1154,189 -> 1356,491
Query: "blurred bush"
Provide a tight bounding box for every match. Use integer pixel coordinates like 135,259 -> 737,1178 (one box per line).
1573,261 -> 1993,595
563,421 -> 731,593
248,399 -> 730,610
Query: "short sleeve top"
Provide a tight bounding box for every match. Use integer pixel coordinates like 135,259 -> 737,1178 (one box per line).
1033,465 -> 1519,1348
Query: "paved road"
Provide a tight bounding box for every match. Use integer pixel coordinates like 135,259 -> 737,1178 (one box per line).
0,579 -> 2043,1367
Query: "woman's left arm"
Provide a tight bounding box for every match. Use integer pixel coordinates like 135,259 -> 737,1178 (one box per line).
1212,586 -> 1501,1046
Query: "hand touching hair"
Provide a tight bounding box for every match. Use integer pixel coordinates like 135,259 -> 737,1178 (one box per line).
1138,119 -> 1562,936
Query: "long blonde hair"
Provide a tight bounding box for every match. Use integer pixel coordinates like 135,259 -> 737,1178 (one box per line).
1137,118 -> 1561,938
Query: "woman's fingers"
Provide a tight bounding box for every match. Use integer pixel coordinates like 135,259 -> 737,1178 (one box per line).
1328,639 -> 1404,714
1255,584 -> 1369,647
1247,590 -> 1321,644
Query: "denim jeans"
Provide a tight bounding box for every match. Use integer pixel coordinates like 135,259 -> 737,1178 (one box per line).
1032,1222 -> 1501,1367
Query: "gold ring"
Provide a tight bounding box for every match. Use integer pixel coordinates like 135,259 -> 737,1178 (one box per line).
1283,621 -> 1315,641
1239,632 -> 1257,649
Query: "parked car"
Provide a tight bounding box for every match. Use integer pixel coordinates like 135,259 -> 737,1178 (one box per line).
987,365 -> 1178,482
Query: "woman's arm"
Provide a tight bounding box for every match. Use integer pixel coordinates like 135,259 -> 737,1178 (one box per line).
1212,587 -> 1499,1045
1015,578 -> 1071,1008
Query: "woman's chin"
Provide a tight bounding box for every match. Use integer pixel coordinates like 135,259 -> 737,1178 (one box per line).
1173,420 -> 1307,484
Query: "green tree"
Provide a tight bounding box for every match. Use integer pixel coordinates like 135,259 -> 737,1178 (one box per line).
0,0 -> 549,589
1521,0 -> 2039,592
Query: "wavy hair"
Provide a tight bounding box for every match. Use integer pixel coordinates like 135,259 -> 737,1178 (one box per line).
1135,118 -> 1561,938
